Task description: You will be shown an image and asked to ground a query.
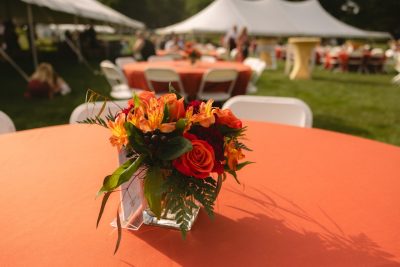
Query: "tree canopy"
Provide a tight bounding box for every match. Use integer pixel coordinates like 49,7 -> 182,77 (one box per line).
99,0 -> 399,37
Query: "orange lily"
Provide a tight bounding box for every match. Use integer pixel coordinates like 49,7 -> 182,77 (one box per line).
108,113 -> 128,150
192,99 -> 216,128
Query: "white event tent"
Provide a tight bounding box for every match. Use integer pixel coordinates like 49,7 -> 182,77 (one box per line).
0,0 -> 144,79
158,0 -> 390,39
1,0 -> 144,29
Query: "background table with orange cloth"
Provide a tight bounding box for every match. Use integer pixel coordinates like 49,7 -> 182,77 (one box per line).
1,122 -> 400,266
123,61 -> 252,99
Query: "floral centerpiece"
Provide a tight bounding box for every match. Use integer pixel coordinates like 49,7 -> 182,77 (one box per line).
90,89 -> 251,253
185,42 -> 202,65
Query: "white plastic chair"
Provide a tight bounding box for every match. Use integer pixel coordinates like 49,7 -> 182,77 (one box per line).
147,55 -> 174,62
69,100 -> 129,124
0,111 -> 16,134
100,60 -> 141,99
197,69 -> 238,102
201,55 -> 217,63
115,57 -> 136,70
230,48 -> 238,60
144,68 -> 185,96
243,57 -> 266,93
222,95 -> 313,128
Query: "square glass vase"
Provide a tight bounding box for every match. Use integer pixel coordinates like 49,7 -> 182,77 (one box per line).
111,150 -> 200,231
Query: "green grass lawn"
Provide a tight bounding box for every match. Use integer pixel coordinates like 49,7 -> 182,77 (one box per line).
1,57 -> 399,146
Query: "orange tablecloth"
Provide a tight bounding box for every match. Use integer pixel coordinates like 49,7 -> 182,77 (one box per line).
1,123 -> 400,266
123,61 -> 252,99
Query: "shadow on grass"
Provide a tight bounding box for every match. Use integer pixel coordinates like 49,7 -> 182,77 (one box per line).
314,114 -> 372,138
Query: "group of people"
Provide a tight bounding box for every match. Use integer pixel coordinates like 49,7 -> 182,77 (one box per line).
224,25 -> 251,61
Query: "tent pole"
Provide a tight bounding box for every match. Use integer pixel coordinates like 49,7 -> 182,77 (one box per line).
26,4 -> 38,69
0,47 -> 30,82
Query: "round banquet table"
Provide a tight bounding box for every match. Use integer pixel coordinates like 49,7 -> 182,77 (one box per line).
122,61 -> 252,99
1,122 -> 400,266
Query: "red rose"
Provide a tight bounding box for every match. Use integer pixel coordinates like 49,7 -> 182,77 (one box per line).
173,133 -> 215,179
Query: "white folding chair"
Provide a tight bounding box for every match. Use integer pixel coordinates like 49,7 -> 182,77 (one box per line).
230,48 -> 238,60
147,55 -> 174,62
222,95 -> 313,128
100,60 -> 142,99
144,68 -> 185,96
69,100 -> 129,124
115,57 -> 136,70
197,69 -> 238,102
0,111 -> 16,134
201,55 -> 217,63
243,57 -> 266,93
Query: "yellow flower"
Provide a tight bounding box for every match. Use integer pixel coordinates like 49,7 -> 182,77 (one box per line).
108,113 -> 128,150
192,99 -> 216,127
225,139 -> 245,171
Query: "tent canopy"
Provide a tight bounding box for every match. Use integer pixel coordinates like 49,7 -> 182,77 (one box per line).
0,0 -> 144,29
157,0 -> 390,39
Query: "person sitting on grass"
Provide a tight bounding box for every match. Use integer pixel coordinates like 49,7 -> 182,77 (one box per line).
25,63 -> 71,99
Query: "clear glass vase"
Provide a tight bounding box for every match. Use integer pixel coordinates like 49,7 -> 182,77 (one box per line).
112,150 -> 200,231
142,203 -> 200,230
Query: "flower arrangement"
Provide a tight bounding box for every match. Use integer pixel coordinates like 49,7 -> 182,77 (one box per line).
91,89 -> 251,253
185,42 -> 202,64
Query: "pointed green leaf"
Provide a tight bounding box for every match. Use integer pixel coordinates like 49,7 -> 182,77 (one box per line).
96,191 -> 112,228
175,119 -> 187,133
236,161 -> 255,171
99,154 -> 145,194
144,165 -> 164,219
215,174 -> 223,199
133,93 -> 140,108
157,136 -> 192,160
114,209 -> 122,255
227,170 -> 240,184
163,104 -> 170,123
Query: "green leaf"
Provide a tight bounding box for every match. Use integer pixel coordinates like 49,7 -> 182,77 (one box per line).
133,93 -> 140,108
99,155 -> 145,194
157,136 -> 192,160
236,161 -> 255,171
125,123 -> 149,154
163,104 -> 170,123
215,174 -> 223,199
144,165 -> 165,219
96,191 -> 112,228
169,83 -> 183,99
227,170 -> 240,184
114,209 -> 122,255
175,119 -> 187,133
216,124 -> 242,136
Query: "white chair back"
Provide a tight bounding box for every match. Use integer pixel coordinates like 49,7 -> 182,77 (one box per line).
147,55 -> 174,62
230,48 -> 238,59
100,60 -> 128,87
69,101 -> 128,124
100,60 -> 135,99
198,69 -> 238,101
222,95 -> 313,128
243,57 -> 266,93
115,57 -> 136,69
144,68 -> 185,95
201,55 -> 217,63
0,111 -> 16,134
